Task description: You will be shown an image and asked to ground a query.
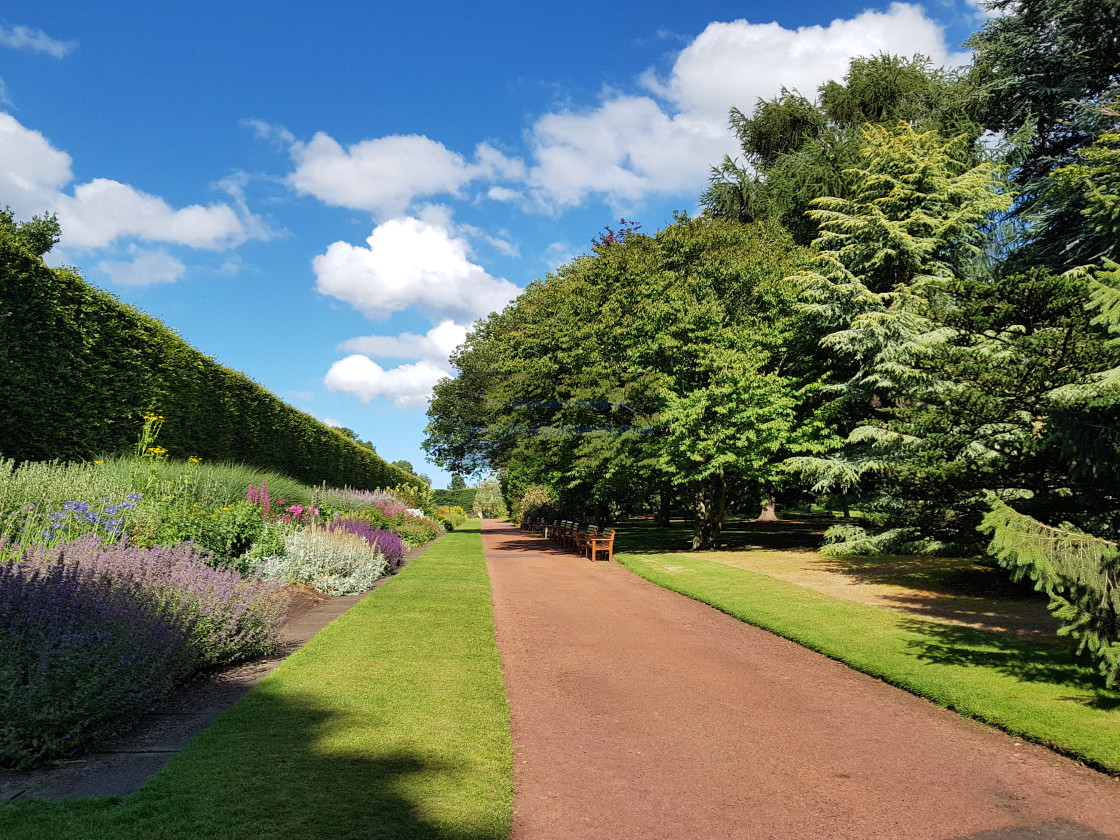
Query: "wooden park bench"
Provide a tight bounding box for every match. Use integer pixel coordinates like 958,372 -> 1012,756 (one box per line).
574,524 -> 598,554
586,528 -> 616,562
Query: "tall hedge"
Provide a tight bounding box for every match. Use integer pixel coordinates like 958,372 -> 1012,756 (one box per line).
0,233 -> 418,490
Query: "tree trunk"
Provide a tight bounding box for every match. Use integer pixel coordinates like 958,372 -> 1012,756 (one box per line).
656,487 -> 672,528
758,489 -> 778,521
691,477 -> 725,550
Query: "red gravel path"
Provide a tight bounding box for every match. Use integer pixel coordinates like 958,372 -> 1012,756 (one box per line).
481,520 -> 1120,840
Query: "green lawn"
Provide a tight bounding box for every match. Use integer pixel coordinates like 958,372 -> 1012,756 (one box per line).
0,520 -> 512,840
618,539 -> 1120,775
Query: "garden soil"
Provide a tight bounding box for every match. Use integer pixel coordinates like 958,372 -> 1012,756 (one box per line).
482,520 -> 1120,840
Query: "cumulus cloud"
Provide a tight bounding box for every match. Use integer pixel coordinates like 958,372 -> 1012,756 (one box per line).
0,24 -> 76,58
522,3 -> 966,209
313,216 -> 520,323
289,132 -> 522,217
525,96 -> 729,210
340,320 -> 469,366
58,179 -> 251,249
96,247 -> 186,286
0,112 -> 268,253
0,113 -> 73,217
324,355 -> 448,408
647,3 -> 970,120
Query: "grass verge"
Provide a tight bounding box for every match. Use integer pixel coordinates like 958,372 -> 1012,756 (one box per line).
618,547 -> 1120,774
0,519 -> 512,840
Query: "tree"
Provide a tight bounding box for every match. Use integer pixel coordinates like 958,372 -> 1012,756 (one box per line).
0,207 -> 60,257
426,216 -> 829,549
472,478 -> 508,518
789,122 -> 1119,559
964,1 -> 1120,272
701,54 -> 982,244
966,0 -> 1120,185
982,497 -> 1120,685
449,473 -> 467,491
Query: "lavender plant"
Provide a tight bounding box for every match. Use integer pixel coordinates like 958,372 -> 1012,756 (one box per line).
0,552 -> 194,768
20,535 -> 288,668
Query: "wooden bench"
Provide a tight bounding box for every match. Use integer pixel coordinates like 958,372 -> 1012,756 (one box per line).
574,524 -> 598,553
586,528 -> 616,562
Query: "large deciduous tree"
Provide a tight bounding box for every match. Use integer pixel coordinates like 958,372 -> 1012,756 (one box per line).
424,217 -> 829,549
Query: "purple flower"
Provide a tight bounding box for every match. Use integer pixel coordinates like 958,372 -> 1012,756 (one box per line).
328,518 -> 406,571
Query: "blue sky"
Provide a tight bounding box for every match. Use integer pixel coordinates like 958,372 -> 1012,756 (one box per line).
1,0 -> 986,487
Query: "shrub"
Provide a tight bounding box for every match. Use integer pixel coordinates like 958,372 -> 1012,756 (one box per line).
328,518 -> 406,571
433,488 -> 477,510
130,498 -> 266,565
348,504 -> 441,547
243,522 -> 287,563
0,547 -> 194,768
437,505 -> 467,528
512,485 -> 555,525
255,526 -> 387,595
390,516 -> 441,547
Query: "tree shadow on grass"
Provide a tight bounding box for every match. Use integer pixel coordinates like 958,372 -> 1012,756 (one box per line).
0,681 -> 509,840
899,617 -> 1120,709
615,520 -> 827,554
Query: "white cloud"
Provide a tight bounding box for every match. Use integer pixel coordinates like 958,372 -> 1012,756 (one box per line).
321,417 -> 344,427
0,24 -> 76,59
0,112 -> 269,253
241,118 -> 296,149
0,113 -> 73,217
289,133 -> 522,217
340,320 -> 469,366
58,179 -> 251,249
324,355 -> 447,408
648,3 -> 970,120
523,3 -> 966,209
526,96 -> 729,210
96,247 -> 186,286
312,216 -> 520,322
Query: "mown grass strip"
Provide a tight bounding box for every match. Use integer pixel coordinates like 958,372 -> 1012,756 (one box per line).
0,520 -> 512,840
619,550 -> 1120,774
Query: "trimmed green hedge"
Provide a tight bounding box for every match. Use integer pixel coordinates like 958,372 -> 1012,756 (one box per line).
433,488 -> 478,509
0,234 -> 417,490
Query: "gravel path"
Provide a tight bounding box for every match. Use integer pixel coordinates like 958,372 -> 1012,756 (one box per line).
482,520 -> 1120,840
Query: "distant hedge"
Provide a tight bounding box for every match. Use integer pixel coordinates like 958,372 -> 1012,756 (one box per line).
0,233 -> 418,490
433,488 -> 478,509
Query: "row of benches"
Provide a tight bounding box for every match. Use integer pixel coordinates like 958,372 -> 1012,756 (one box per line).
524,519 -> 616,561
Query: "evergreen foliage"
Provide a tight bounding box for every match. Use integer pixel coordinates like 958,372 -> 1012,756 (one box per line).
790,123 -> 1118,555
981,497 -> 1120,685
701,54 -> 982,244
